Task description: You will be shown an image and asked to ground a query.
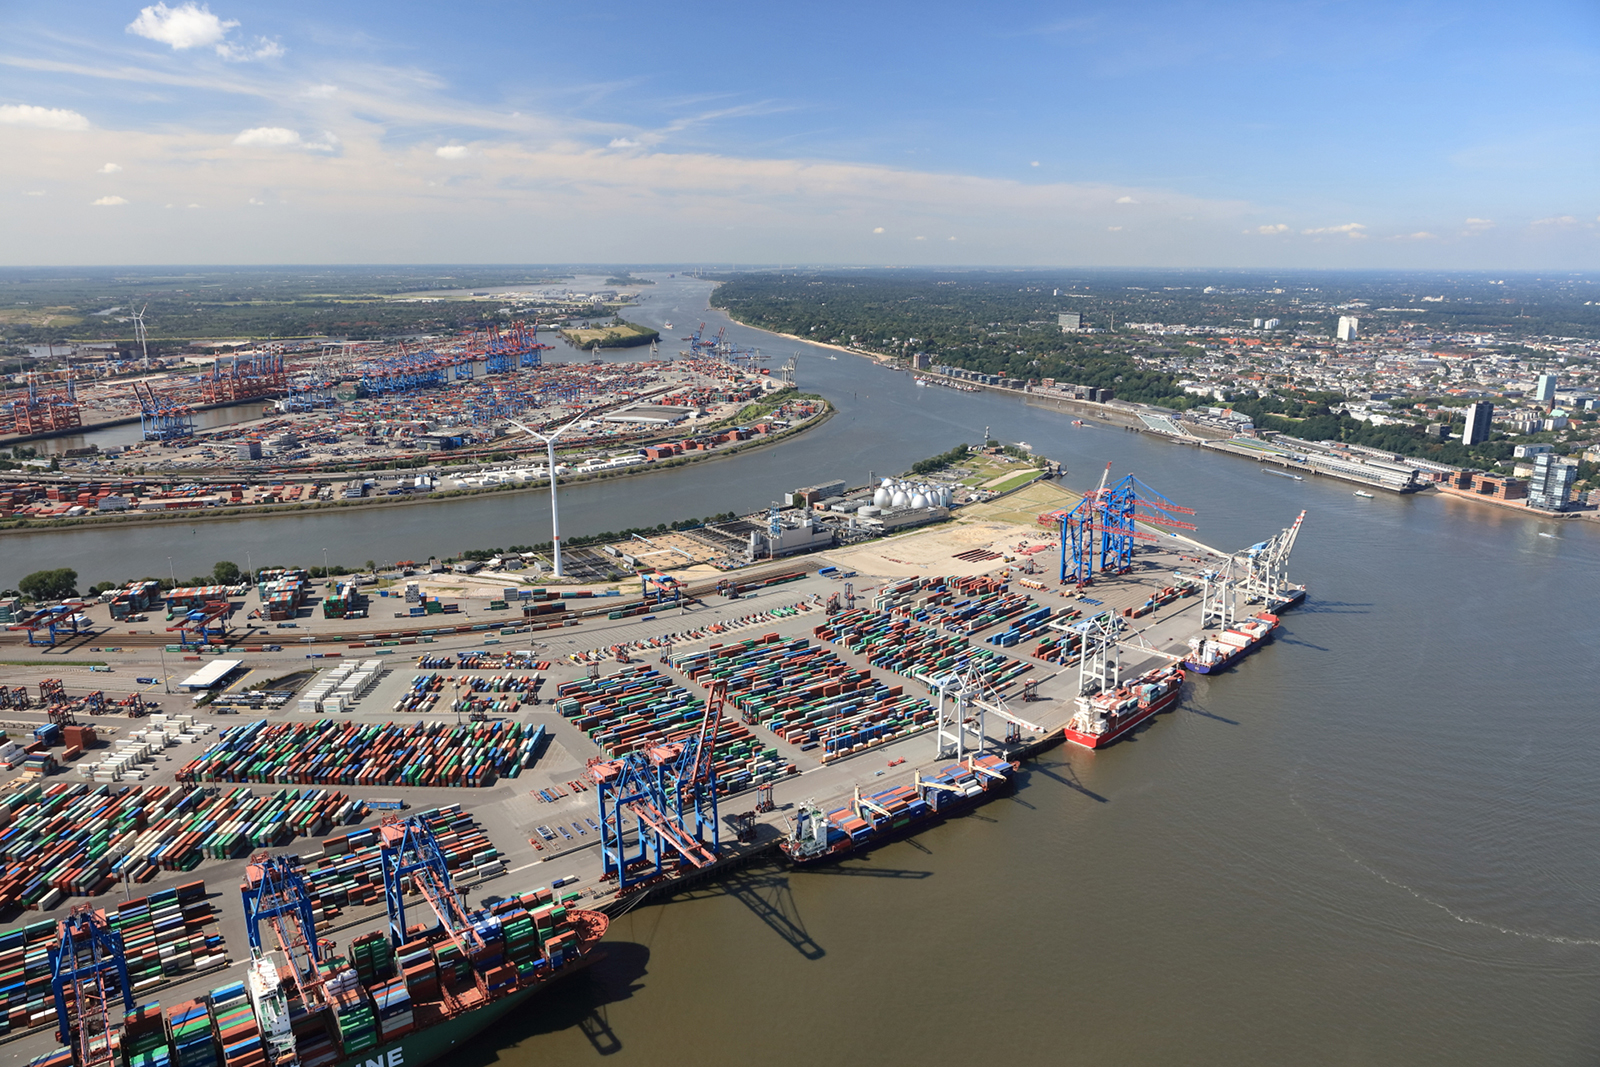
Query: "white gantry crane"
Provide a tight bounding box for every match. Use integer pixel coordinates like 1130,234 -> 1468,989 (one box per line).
1238,510 -> 1307,609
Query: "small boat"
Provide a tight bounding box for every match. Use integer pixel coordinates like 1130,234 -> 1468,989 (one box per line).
663,321 -> 674,330
1264,468 -> 1303,480
1071,419 -> 1085,426
1538,531 -> 1557,539
825,354 -> 838,360
1353,490 -> 1374,498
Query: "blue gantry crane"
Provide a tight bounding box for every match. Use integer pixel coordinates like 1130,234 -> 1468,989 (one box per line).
50,907 -> 135,1064
1053,466 -> 1196,586
589,680 -> 725,890
242,853 -> 333,1013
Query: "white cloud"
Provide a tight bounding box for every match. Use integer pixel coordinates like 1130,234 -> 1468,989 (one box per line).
1532,215 -> 1577,227
127,3 -> 282,61
1107,225 -> 1123,231
188,203 -> 201,208
1114,195 -> 1137,204
435,145 -> 468,159
1249,223 -> 1290,235
1030,161 -> 1040,167
23,190 -> 45,197
233,127 -> 339,152
1389,231 -> 1436,240
303,84 -> 339,99
872,226 -> 884,233
127,2 -> 236,50
1302,222 -> 1367,237
0,104 -> 90,131
1464,217 -> 1495,229
607,138 -> 639,149
92,195 -> 128,206
98,162 -> 123,174
247,197 -> 265,205
914,235 -> 926,240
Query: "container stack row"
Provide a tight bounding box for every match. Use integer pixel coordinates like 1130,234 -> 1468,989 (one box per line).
677,635 -> 935,762
986,604 -> 1075,647
297,804 -> 503,923
178,718 -> 544,787
555,665 -> 794,793
0,880 -> 223,1040
815,609 -> 1034,695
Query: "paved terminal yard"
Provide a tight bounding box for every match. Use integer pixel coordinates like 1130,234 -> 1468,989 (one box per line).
0,514 -> 1255,1060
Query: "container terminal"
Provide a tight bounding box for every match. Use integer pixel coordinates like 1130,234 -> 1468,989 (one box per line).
0,469 -> 1306,1067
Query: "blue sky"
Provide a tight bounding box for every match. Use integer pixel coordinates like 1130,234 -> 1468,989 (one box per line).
1,0 -> 1596,267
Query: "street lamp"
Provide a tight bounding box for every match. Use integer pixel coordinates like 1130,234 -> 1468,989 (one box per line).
167,557 -> 175,585
506,415 -> 583,578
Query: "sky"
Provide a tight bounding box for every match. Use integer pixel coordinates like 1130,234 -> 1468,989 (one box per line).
1,0 -> 1597,268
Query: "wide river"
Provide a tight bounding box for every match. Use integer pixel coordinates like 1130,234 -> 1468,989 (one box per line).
31,277 -> 1600,1064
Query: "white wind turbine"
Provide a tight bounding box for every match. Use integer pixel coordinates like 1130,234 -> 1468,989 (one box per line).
507,415 -> 584,578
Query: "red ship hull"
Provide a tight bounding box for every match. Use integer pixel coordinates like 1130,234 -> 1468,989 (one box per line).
1062,679 -> 1183,749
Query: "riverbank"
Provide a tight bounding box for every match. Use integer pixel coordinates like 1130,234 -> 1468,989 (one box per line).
0,402 -> 834,536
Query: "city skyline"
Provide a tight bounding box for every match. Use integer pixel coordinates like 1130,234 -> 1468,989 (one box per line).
1,0 -> 1596,267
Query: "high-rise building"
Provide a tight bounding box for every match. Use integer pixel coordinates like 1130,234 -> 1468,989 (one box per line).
1527,452 -> 1577,511
1535,374 -> 1557,403
1058,312 -> 1082,332
1461,401 -> 1494,446
1263,318 -> 1281,329
1337,316 -> 1359,341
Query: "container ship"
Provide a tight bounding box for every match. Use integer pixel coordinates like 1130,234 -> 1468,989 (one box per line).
27,824 -> 608,1067
1062,664 -> 1185,749
781,752 -> 1017,865
1182,612 -> 1279,675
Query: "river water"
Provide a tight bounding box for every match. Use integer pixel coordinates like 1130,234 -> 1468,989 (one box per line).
27,277 -> 1600,1064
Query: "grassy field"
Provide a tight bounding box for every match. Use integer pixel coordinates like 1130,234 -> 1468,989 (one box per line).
991,470 -> 1042,494
560,322 -> 659,348
0,307 -> 83,327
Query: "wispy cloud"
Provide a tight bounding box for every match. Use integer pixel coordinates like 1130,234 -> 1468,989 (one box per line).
0,104 -> 90,131
1247,223 -> 1290,234
97,162 -> 123,173
91,195 -> 128,206
1302,222 -> 1367,237
1531,215 -> 1577,226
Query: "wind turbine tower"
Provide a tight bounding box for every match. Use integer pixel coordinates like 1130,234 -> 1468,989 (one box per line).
508,415 -> 583,577
133,305 -> 151,370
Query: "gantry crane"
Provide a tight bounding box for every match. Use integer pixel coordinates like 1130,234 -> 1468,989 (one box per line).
590,680 -> 725,889
50,907 -> 135,1067
242,853 -> 332,1015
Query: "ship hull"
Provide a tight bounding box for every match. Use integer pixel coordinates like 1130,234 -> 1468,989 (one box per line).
1184,635 -> 1265,674
1062,686 -> 1181,749
332,950 -> 604,1067
781,773 -> 1014,867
